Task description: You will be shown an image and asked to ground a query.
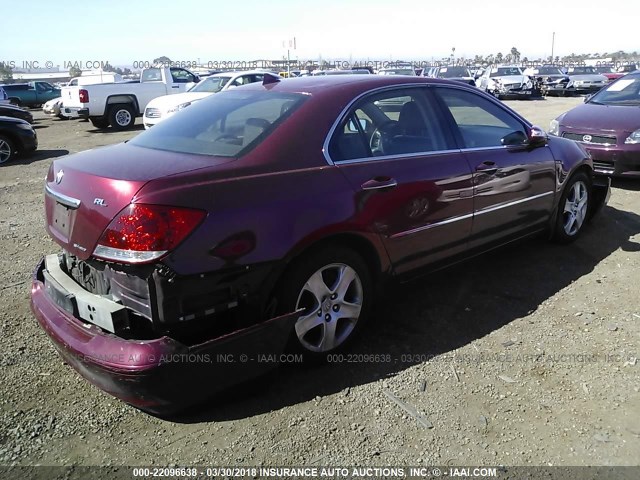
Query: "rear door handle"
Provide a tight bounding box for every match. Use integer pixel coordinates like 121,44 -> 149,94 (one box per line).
475,161 -> 498,175
361,177 -> 398,191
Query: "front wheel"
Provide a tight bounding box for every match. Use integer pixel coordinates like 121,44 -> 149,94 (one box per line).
552,171 -> 591,243
278,247 -> 373,358
0,135 -> 15,164
108,104 -> 136,130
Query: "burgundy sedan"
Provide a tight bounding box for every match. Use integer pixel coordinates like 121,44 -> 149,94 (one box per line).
31,75 -> 610,413
549,71 -> 640,175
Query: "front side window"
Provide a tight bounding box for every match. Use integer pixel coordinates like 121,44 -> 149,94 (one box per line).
329,87 -> 449,161
435,87 -> 526,148
130,90 -> 306,157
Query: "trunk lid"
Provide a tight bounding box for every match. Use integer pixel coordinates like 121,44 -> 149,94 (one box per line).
44,143 -> 233,260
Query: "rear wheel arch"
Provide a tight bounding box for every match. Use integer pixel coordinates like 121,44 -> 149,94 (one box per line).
265,233 -> 387,316
285,233 -> 385,283
106,94 -> 139,112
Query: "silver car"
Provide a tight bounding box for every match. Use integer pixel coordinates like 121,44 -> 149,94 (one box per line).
566,66 -> 608,94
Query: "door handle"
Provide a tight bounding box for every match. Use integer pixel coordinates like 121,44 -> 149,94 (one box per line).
361,177 -> 398,191
475,161 -> 498,175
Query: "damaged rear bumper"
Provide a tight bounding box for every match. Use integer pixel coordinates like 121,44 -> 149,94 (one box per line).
30,257 -> 299,414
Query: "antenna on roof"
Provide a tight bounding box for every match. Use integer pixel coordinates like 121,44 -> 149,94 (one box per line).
263,74 -> 281,85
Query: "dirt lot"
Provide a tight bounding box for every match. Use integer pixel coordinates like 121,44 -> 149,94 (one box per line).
0,97 -> 639,469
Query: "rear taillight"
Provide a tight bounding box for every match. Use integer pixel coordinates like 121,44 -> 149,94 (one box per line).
79,89 -> 89,103
93,204 -> 206,264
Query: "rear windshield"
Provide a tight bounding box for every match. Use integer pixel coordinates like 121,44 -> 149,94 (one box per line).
130,90 -> 306,157
189,76 -> 231,93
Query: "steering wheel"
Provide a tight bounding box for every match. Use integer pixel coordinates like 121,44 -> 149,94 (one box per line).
214,133 -> 240,143
369,120 -> 398,156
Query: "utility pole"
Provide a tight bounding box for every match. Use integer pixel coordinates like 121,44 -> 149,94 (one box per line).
284,37 -> 296,77
551,32 -> 555,63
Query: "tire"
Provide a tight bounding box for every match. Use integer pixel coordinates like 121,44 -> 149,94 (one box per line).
0,135 -> 16,164
107,104 -> 135,130
8,98 -> 21,107
552,171 -> 591,244
277,246 -> 373,359
90,117 -> 110,129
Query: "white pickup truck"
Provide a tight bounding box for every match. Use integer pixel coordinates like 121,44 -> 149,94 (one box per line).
61,67 -> 199,130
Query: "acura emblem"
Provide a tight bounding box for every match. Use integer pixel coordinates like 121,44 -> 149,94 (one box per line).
582,135 -> 593,143
55,170 -> 64,184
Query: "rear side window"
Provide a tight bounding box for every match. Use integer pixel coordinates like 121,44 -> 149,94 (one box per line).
130,90 -> 306,157
329,87 -> 449,161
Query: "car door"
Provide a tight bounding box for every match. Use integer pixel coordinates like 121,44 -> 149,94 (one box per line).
327,86 -> 474,274
432,86 -> 556,248
169,67 -> 199,93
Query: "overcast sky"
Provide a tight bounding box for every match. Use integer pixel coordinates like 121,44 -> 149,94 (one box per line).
2,0 -> 638,67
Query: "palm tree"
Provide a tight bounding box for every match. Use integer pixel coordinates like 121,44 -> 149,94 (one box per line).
510,47 -> 521,63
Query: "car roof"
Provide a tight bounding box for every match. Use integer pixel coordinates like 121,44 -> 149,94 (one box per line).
238,74 -> 465,97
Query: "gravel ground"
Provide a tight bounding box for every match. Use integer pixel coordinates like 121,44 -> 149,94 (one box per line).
0,97 -> 639,469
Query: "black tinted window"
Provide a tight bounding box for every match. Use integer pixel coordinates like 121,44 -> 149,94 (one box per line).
435,88 -> 526,148
330,88 -> 448,161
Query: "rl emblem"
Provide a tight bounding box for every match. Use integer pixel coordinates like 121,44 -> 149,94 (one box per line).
93,198 -> 108,207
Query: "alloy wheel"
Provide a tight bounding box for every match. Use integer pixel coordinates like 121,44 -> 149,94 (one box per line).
294,263 -> 363,352
562,180 -> 588,236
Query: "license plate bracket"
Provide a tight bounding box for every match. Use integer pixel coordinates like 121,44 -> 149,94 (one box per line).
51,203 -> 71,239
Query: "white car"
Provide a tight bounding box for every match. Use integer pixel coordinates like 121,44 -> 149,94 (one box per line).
43,97 -> 64,118
476,65 -> 534,99
142,71 -> 279,128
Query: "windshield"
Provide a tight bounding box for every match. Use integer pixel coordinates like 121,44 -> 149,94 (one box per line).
189,76 -> 231,93
438,66 -> 471,78
589,75 -> 640,105
594,66 -> 614,74
130,90 -> 306,157
490,67 -> 522,77
570,67 -> 597,75
537,67 -> 563,75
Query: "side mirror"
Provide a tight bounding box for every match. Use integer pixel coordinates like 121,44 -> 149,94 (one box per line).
527,126 -> 548,147
347,118 -> 369,133
501,130 -> 528,146
193,76 -> 201,83
584,93 -> 594,103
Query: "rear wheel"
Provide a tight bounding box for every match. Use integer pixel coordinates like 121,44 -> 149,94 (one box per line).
108,104 -> 135,130
0,135 -> 16,164
552,171 -> 591,243
278,247 -> 373,359
90,117 -> 110,129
